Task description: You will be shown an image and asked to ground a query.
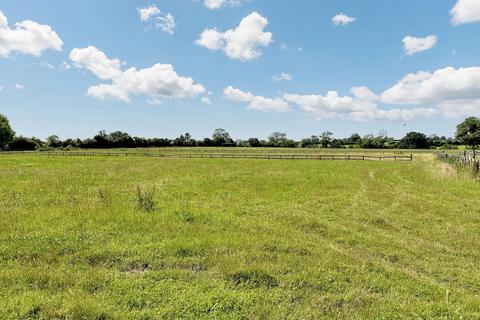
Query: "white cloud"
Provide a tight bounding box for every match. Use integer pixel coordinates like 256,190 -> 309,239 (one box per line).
381,65 -> 480,118
201,96 -> 212,106
70,46 -> 123,80
450,0 -> 480,25
381,66 -> 480,105
196,12 -> 273,61
0,11 -> 63,58
402,35 -> 438,56
138,5 -> 161,22
156,13 -> 176,34
332,13 -> 356,26
203,0 -> 242,10
284,87 -> 436,121
137,5 -> 176,34
87,84 -> 130,102
272,73 -> 293,81
14,83 -> 25,90
0,85 -> 3,91
70,46 -> 205,103
227,64 -> 480,121
224,86 -> 290,112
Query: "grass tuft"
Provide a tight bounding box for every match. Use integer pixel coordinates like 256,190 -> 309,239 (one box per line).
135,185 -> 156,212
97,188 -> 110,206
229,270 -> 279,289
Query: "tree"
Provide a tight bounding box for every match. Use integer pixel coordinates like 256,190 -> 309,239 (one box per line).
320,132 -> 333,148
344,133 -> 361,146
268,132 -> 287,147
0,114 -> 15,150
247,138 -> 261,147
6,136 -> 38,151
456,117 -> 480,158
47,135 -> 62,148
212,128 -> 232,146
398,132 -> 428,149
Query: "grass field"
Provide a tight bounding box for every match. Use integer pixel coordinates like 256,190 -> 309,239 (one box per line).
1,150 -> 479,319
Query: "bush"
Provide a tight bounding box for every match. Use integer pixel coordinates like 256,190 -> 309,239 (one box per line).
5,136 -> 38,151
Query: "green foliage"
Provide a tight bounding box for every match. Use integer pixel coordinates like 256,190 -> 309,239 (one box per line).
211,128 -> 234,146
5,136 -> 39,151
0,114 -> 15,150
3,126 -> 466,151
398,132 -> 428,149
46,135 -> 62,148
456,116 -> 480,150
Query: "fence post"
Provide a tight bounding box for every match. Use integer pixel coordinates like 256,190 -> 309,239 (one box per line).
410,154 -> 413,161
473,159 -> 479,177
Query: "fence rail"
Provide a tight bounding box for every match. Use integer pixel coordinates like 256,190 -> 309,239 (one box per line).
439,151 -> 477,165
439,151 -> 480,176
0,151 -> 414,161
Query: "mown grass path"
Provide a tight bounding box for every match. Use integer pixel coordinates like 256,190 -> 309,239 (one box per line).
0,154 -> 479,319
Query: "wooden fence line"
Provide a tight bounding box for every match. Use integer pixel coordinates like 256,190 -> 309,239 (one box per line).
0,151 -> 413,161
439,151 -> 478,166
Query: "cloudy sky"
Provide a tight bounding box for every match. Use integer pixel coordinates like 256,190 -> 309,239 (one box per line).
1,0 -> 480,139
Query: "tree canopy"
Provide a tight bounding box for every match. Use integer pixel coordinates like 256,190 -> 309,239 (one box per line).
397,132 -> 428,149
455,117 -> 480,152
0,114 -> 15,150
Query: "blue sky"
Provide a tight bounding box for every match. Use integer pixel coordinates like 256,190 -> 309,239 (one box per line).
1,0 -> 480,140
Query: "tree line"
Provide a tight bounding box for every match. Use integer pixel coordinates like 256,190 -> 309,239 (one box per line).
1,114 -> 479,151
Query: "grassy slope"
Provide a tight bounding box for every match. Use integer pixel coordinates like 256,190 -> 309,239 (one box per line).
0,153 -> 479,319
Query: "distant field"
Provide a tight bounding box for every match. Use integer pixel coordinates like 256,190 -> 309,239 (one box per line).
1,151 -> 479,319
76,147 -> 434,155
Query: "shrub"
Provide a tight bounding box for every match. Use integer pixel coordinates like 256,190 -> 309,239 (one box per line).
5,136 -> 38,151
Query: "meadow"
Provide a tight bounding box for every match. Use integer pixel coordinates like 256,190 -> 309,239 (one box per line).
0,149 -> 479,319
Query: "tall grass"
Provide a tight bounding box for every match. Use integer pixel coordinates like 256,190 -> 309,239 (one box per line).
135,185 -> 156,212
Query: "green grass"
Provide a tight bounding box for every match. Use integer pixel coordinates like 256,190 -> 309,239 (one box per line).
0,151 -> 479,319
73,146 -> 432,156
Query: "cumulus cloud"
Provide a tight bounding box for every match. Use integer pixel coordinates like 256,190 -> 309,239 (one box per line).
14,83 -> 25,90
224,86 -> 290,112
381,66 -> 480,105
380,65 -> 480,118
69,46 -> 205,103
70,46 -> 123,80
332,13 -> 356,26
137,5 -> 176,34
203,0 -> 242,9
450,0 -> 480,25
0,11 -> 63,58
284,88 -> 436,121
223,64 -> 480,120
272,73 -> 293,81
196,12 -> 273,61
402,35 -> 438,56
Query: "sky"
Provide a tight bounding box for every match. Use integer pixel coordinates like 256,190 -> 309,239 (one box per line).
1,0 -> 480,140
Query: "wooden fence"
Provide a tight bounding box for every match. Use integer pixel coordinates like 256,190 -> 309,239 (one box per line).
439,151 -> 477,164
0,151 -> 414,161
